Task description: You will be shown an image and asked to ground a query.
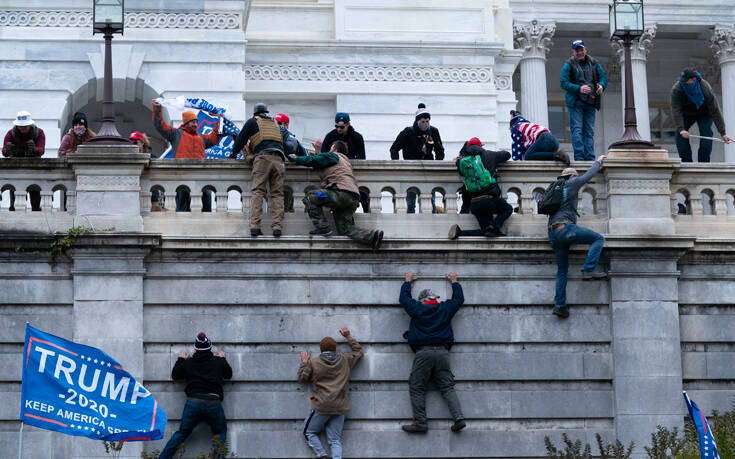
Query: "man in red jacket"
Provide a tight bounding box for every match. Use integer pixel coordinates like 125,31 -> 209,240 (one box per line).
2,111 -> 45,210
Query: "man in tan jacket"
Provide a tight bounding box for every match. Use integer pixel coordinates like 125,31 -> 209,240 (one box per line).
298,326 -> 363,459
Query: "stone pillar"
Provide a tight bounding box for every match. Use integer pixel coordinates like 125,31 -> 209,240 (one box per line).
606,238 -> 693,459
710,25 -> 735,162
68,145 -> 149,231
611,25 -> 657,142
513,20 -> 555,127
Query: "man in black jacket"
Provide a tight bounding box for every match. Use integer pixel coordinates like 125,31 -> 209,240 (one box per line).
319,112 -> 366,160
159,332 -> 233,459
390,104 -> 445,213
400,271 -> 466,434
449,138 -> 513,238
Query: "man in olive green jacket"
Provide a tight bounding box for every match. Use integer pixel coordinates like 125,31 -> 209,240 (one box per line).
298,326 -> 363,459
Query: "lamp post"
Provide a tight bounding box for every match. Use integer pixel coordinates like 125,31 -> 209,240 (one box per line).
608,0 -> 656,149
86,0 -> 130,145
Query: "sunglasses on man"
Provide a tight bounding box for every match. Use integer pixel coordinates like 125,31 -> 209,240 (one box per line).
334,124 -> 347,129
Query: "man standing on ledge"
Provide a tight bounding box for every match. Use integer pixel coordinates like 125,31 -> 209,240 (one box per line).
547,156 -> 607,319
560,39 -> 607,161
159,332 -> 233,459
670,67 -> 732,162
400,271 -> 466,434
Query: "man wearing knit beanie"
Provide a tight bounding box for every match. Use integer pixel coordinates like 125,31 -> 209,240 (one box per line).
299,326 -> 363,459
390,103 -> 445,213
159,332 -> 233,459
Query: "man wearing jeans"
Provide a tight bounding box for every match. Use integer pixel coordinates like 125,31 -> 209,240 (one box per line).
670,68 -> 732,162
509,110 -> 570,164
159,333 -> 233,459
547,156 -> 607,319
560,39 -> 607,161
400,271 -> 466,434
298,326 -> 363,459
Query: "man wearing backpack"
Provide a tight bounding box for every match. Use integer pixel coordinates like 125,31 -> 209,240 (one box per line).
543,155 -> 607,319
448,138 -> 513,239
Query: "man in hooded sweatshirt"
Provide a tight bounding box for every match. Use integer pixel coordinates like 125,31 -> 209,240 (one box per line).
670,67 -> 732,162
298,326 -> 363,459
159,332 -> 233,459
390,103 -> 445,213
400,271 -> 466,434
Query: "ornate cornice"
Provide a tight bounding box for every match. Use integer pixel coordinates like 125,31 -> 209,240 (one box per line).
710,24 -> 735,64
611,24 -> 657,62
494,73 -> 513,91
0,10 -> 241,29
513,19 -> 556,60
243,65 -> 493,83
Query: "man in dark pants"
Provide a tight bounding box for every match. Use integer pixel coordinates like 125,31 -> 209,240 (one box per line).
159,332 -> 233,459
670,68 -> 732,162
400,271 -> 466,434
449,138 -> 513,238
547,156 -> 607,319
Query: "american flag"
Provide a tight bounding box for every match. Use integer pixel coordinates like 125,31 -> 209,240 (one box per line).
510,116 -> 549,160
221,117 -> 241,137
684,391 -> 721,459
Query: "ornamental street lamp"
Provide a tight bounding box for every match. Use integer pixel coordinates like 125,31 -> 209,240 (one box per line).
608,0 -> 656,149
86,0 -> 130,145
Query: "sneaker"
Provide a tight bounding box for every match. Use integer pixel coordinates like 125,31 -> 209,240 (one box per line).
448,224 -> 461,240
402,424 -> 428,433
582,270 -> 607,280
309,227 -> 333,236
554,149 -> 571,166
272,229 -> 282,238
250,228 -> 263,237
552,306 -> 569,319
451,419 -> 467,432
371,230 -> 384,250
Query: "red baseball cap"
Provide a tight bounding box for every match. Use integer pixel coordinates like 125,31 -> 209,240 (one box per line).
467,137 -> 483,147
129,131 -> 144,141
274,113 -> 290,125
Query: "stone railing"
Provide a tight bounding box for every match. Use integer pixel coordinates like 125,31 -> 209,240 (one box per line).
2,146 -> 735,238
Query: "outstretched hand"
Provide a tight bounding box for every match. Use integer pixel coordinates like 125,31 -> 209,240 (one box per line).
178,350 -> 188,359
339,325 -> 351,339
300,351 -> 311,363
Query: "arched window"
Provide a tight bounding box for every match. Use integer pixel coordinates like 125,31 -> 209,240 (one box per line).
227,186 -> 242,212
381,188 -> 396,214
701,189 -> 716,215
506,188 -> 521,214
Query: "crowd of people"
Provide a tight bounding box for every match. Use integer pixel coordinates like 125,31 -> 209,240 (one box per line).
160,272 -> 465,459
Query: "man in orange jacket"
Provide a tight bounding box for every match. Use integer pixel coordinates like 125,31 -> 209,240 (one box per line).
152,99 -> 220,211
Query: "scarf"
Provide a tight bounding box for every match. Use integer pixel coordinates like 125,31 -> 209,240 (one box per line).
680,71 -> 705,109
319,351 -> 338,365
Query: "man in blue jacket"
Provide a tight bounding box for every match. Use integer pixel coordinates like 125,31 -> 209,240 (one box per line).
400,271 -> 465,434
560,39 -> 607,161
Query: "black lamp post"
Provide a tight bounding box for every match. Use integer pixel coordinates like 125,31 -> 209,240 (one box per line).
86,0 -> 130,145
608,0 -> 656,149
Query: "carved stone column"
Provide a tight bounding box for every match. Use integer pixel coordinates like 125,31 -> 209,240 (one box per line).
710,25 -> 735,162
513,20 -> 556,127
611,25 -> 657,142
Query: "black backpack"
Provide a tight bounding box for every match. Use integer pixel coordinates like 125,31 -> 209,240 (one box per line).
537,178 -> 568,215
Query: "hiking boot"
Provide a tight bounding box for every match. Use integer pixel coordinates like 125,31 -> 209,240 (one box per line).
309,227 -> 333,236
552,306 -> 570,319
582,270 -> 607,280
402,424 -> 428,433
451,419 -> 467,432
554,149 -> 571,165
250,228 -> 263,237
371,230 -> 384,250
272,229 -> 282,238
448,224 -> 461,240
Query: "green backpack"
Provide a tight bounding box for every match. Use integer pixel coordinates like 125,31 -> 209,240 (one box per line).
458,155 -> 496,193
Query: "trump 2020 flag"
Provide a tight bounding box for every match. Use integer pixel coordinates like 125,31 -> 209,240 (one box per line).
20,324 -> 167,441
683,391 -> 721,459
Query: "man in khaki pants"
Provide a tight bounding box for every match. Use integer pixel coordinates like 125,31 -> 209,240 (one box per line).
231,103 -> 286,237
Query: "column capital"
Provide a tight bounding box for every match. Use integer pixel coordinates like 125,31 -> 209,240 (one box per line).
710,24 -> 735,64
611,24 -> 657,62
513,19 -> 556,60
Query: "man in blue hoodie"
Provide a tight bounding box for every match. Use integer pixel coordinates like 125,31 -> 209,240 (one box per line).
400,271 -> 465,434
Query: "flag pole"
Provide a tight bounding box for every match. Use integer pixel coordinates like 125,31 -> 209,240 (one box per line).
18,421 -> 23,459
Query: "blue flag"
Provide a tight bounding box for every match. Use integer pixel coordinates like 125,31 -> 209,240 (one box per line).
683,391 -> 721,459
159,111 -> 241,159
20,324 -> 167,441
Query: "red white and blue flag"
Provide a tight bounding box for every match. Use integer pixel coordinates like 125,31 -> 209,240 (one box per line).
510,115 -> 549,160
683,391 -> 721,459
20,324 -> 167,441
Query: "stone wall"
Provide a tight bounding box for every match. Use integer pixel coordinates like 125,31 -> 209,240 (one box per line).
1,147 -> 735,458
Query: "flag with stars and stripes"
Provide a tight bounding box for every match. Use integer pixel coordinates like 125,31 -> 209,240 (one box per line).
20,324 -> 167,441
510,115 -> 550,161
683,391 -> 721,459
